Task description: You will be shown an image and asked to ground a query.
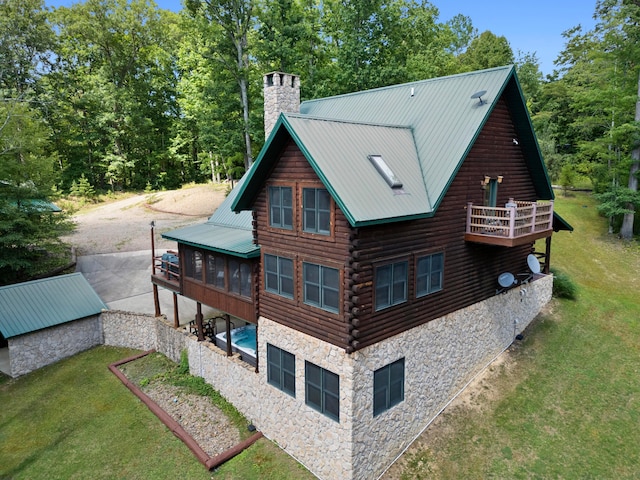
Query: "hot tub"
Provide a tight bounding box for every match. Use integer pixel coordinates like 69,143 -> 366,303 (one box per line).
215,324 -> 257,367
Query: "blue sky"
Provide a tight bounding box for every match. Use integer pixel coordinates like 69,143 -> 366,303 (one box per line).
46,0 -> 598,77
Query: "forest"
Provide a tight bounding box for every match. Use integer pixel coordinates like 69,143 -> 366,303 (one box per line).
1,0 -> 638,283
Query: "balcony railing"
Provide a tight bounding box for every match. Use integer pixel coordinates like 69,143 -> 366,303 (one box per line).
151,250 -> 181,290
465,199 -> 554,247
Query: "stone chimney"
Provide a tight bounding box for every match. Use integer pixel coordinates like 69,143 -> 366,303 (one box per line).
263,72 -> 300,139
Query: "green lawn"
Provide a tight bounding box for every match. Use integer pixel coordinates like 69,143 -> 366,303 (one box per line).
393,192 -> 640,479
0,347 -> 314,480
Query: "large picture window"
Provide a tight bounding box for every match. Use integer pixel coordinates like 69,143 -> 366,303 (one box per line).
373,358 -> 405,416
305,361 -> 340,421
416,253 -> 444,297
303,263 -> 339,313
303,188 -> 331,235
375,261 -> 408,311
264,254 -> 294,298
267,344 -> 296,397
269,186 -> 293,230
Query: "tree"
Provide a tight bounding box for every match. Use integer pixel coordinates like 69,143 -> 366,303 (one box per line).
185,0 -> 255,169
457,30 -> 514,71
48,0 -> 181,190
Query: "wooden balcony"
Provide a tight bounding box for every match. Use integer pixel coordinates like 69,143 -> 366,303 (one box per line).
465,199 -> 554,247
151,250 -> 181,292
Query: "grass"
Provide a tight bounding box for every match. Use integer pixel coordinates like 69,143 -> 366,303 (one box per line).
394,192 -> 640,478
0,347 -> 315,480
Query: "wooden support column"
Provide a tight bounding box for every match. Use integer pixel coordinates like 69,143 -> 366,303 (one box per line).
195,302 -> 205,342
544,236 -> 552,274
225,314 -> 232,357
173,292 -> 179,328
153,284 -> 161,317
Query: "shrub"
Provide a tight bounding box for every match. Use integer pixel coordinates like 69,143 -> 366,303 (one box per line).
551,267 -> 577,300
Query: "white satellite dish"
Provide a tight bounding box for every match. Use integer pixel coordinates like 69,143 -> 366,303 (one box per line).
498,272 -> 516,289
527,254 -> 541,274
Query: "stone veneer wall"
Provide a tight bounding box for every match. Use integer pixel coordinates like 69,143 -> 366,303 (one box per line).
102,310 -> 186,363
8,315 -> 102,377
254,275 -> 553,480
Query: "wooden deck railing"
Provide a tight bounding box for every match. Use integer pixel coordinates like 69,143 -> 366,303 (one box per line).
153,250 -> 180,282
466,199 -> 554,242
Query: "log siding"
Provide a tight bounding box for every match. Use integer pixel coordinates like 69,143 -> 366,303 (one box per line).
254,96 -> 547,351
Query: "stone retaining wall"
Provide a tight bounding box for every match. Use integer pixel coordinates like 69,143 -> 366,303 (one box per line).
8,315 -> 102,377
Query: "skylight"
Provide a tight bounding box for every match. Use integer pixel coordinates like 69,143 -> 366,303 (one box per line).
368,154 -> 403,189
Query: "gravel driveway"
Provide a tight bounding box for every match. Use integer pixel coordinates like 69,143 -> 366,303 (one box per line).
64,185 -> 227,255
65,184 -> 228,319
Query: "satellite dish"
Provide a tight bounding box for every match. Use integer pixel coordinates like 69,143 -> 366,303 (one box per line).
498,272 -> 516,288
471,90 -> 487,105
527,254 -> 541,274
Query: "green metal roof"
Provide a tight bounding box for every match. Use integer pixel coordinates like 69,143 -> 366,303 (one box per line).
0,273 -> 107,339
162,174 -> 259,258
233,65 -> 554,227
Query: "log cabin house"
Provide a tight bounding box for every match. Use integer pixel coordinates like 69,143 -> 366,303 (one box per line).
151,65 -> 571,480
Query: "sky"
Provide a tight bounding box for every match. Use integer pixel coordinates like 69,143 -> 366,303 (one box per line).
45,0 -> 598,77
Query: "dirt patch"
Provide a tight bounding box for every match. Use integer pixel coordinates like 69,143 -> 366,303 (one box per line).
63,184 -> 228,255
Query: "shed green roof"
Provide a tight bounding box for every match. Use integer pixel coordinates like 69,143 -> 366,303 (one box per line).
0,273 -> 107,339
233,65 -> 554,227
162,174 -> 259,258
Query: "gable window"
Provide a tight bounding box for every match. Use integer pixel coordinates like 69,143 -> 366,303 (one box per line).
303,188 -> 331,235
305,361 -> 340,421
269,186 -> 293,230
206,253 -> 225,289
303,263 -> 339,313
373,358 -> 405,416
375,261 -> 408,311
264,254 -> 294,298
229,259 -> 252,298
267,344 -> 296,397
416,253 -> 444,297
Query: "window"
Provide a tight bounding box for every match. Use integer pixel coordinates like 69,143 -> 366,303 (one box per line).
375,261 -> 408,311
269,186 -> 293,229
264,254 -> 294,298
184,248 -> 203,281
267,344 -> 296,397
229,259 -> 252,298
373,358 -> 405,416
416,253 -> 444,297
303,263 -> 339,313
206,254 -> 225,289
303,188 -> 331,235
305,361 -> 340,421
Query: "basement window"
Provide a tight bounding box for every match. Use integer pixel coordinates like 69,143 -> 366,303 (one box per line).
368,154 -> 403,189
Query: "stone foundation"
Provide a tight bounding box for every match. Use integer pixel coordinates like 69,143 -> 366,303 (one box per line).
8,315 -> 102,377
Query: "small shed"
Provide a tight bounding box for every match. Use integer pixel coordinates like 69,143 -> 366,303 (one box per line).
0,273 -> 107,377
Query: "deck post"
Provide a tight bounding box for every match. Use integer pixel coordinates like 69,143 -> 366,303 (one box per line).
508,206 -> 516,238
195,302 -> 205,341
173,292 -> 179,328
544,236 -> 552,274
531,202 -> 537,233
153,284 -> 161,317
466,202 -> 473,233
225,314 -> 232,357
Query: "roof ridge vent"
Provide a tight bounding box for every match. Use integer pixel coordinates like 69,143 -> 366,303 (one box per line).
368,154 -> 403,189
